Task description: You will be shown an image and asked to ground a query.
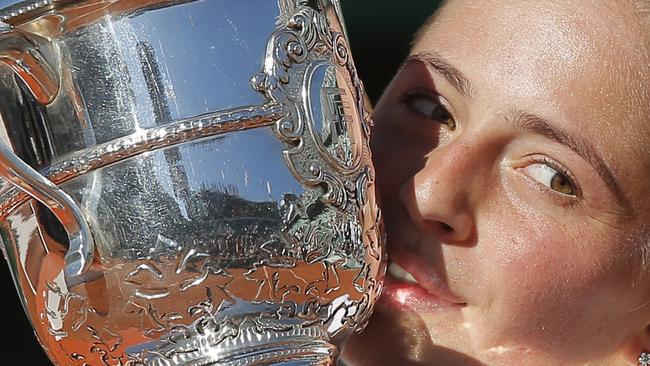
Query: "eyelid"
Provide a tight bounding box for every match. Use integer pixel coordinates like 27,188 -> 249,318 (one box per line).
517,155 -> 583,202
400,88 -> 458,125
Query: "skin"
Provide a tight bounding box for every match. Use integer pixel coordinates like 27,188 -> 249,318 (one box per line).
341,0 -> 650,365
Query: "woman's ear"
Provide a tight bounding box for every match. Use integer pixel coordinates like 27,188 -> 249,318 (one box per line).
619,325 -> 650,365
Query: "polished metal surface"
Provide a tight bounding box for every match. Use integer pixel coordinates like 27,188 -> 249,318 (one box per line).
0,0 -> 384,365
0,132 -> 93,278
0,1 -> 57,22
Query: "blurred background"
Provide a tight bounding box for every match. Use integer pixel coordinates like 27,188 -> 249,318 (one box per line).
0,0 -> 440,363
342,0 -> 442,103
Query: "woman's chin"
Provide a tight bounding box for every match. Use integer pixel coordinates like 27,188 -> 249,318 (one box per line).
341,306 -> 427,365
340,281 -> 480,366
342,306 -> 485,366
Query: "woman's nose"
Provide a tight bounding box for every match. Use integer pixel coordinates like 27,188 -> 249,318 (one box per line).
399,138 -> 485,244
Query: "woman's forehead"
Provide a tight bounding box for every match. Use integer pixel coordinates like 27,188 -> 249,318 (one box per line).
416,1 -> 646,85
414,1 -> 648,129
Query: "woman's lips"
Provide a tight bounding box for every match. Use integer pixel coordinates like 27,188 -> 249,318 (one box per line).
380,250 -> 466,312
381,273 -> 459,312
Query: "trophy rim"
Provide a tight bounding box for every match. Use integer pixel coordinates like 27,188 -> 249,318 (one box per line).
0,0 -> 78,23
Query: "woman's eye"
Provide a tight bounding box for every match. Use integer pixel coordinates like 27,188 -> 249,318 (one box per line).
520,163 -> 577,196
402,92 -> 456,130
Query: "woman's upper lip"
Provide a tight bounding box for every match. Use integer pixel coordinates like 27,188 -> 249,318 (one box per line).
389,248 -> 466,305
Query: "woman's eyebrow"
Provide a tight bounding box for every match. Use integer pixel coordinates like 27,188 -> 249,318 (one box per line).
512,110 -> 631,212
408,51 -> 474,97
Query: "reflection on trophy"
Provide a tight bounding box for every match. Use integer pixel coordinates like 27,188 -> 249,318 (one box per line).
0,0 -> 384,364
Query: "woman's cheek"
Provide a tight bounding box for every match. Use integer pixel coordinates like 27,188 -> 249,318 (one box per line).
475,206 -> 626,362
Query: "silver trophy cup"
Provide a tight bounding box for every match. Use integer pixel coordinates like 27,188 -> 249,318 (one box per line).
0,0 -> 384,364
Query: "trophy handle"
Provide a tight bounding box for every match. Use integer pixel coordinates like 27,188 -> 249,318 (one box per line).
0,27 -> 94,281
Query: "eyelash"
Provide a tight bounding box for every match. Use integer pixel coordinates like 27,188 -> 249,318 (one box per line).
520,155 -> 582,204
400,89 -> 457,130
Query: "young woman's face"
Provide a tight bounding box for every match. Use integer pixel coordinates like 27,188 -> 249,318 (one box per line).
344,1 -> 650,365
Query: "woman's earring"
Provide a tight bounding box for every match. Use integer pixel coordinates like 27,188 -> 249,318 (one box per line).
640,351 -> 650,366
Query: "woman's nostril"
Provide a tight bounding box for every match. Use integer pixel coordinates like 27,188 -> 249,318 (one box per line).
440,223 -> 453,232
